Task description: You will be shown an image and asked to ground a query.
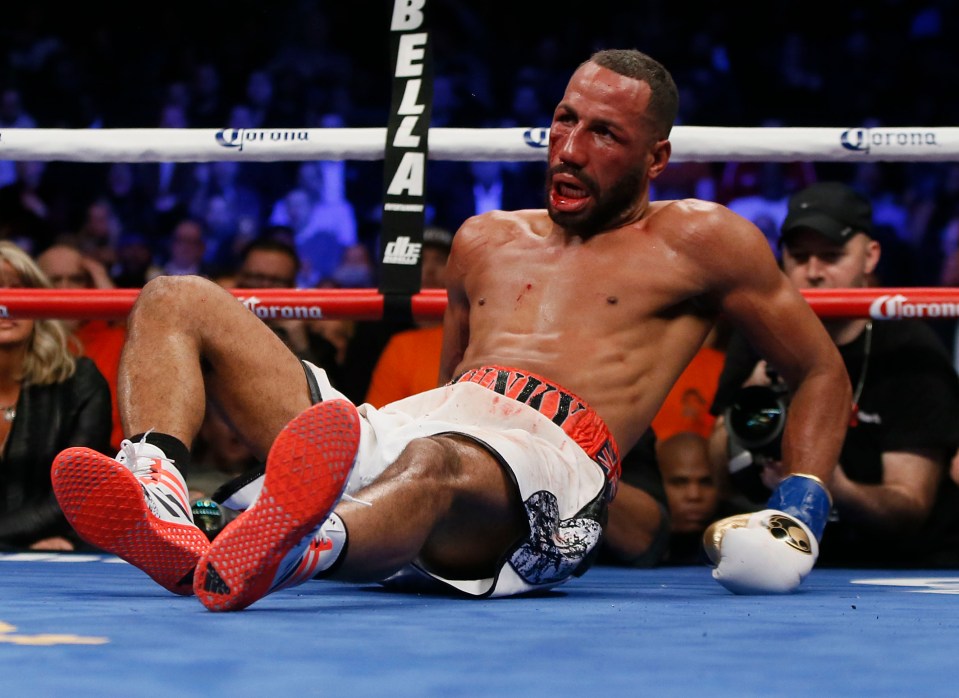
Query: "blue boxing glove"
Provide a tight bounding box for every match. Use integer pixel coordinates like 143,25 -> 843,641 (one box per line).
704,474 -> 831,594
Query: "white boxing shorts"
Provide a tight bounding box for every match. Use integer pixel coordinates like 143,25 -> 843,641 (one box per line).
234,363 -> 621,598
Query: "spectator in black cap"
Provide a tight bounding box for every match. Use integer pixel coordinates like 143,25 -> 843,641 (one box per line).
707,181 -> 959,567
419,226 -> 453,293
780,181 -> 873,244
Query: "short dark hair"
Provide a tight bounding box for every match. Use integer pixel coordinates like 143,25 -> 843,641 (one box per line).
588,49 -> 679,139
240,236 -> 301,273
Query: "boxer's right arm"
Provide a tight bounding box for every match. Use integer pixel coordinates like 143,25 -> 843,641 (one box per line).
604,482 -> 669,566
437,220 -> 474,385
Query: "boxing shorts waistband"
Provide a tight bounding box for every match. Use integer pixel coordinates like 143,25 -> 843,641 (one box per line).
451,365 -> 621,489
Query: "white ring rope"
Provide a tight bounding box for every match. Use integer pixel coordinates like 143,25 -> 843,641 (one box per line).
0,126 -> 956,162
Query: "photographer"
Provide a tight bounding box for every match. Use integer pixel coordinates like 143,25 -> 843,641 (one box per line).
708,182 -> 959,567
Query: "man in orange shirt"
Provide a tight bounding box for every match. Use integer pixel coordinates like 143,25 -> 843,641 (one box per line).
37,243 -> 126,451
650,323 -> 728,440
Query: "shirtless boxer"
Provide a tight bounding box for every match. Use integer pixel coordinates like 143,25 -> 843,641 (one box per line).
50,49 -> 850,611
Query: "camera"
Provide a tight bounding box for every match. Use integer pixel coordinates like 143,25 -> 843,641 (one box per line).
723,383 -> 789,502
191,498 -> 240,541
725,384 -> 789,459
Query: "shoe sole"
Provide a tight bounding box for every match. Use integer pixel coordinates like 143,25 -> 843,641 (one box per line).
194,399 -> 360,612
51,447 -> 209,595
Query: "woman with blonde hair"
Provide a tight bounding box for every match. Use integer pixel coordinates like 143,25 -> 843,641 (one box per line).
0,241 -> 111,550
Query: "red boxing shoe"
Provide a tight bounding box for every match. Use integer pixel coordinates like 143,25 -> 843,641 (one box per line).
51,438 -> 210,595
194,399 -> 360,612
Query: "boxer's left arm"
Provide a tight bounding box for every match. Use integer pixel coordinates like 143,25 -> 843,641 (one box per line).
720,276 -> 849,493
693,205 -> 850,593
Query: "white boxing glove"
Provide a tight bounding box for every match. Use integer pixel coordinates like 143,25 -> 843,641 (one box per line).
703,509 -> 818,595
704,473 -> 831,595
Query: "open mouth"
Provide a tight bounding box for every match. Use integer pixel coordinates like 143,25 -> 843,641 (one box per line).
549,179 -> 591,213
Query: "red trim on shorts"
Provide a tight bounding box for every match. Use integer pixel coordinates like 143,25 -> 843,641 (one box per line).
451,366 -> 621,490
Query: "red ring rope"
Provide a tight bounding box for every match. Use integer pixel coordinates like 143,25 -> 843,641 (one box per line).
0,288 -> 955,321
0,288 -> 447,321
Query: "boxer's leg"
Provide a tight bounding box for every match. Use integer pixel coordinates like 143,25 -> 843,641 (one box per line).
331,436 -> 528,583
119,275 -> 312,456
52,276 -> 313,594
194,398 -> 362,611
194,420 -> 526,611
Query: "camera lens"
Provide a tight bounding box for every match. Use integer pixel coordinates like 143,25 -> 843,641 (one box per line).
725,385 -> 787,458
190,498 -> 239,541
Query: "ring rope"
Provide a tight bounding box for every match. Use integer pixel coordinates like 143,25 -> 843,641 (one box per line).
0,126 -> 954,162
0,289 -> 447,322
4,123 -> 955,323
0,288 -> 955,322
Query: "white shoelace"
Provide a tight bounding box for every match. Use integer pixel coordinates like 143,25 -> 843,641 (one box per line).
117,430 -> 174,478
342,493 -> 372,507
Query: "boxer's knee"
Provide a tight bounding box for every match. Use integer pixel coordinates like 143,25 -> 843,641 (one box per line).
391,436 -> 464,489
388,434 -> 509,508
136,274 -> 216,308
131,275 -> 225,328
